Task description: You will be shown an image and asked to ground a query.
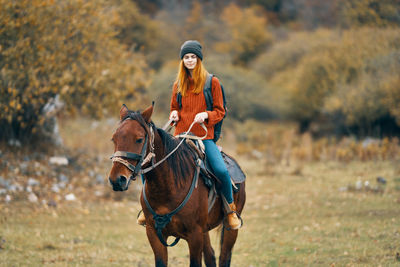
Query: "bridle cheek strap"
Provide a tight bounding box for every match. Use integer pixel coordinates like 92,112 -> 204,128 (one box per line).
141,152 -> 155,166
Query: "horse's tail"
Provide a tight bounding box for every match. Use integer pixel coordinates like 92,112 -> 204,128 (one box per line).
218,223 -> 224,250
217,223 -> 225,248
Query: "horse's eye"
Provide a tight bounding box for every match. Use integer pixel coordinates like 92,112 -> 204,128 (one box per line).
136,138 -> 143,144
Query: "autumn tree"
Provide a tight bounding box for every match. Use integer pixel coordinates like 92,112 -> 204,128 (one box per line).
0,0 -> 152,144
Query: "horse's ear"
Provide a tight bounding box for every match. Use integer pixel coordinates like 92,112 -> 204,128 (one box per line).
120,104 -> 129,120
141,102 -> 154,123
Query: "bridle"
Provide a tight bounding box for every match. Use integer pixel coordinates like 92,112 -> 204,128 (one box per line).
110,134 -> 148,180
110,117 -> 155,181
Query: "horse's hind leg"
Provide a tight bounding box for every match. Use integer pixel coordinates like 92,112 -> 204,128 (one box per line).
219,183 -> 245,267
203,232 -> 216,267
219,227 -> 238,267
146,226 -> 168,267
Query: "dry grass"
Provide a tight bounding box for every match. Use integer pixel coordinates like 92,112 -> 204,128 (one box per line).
1,118 -> 400,266
1,158 -> 400,266
234,120 -> 400,163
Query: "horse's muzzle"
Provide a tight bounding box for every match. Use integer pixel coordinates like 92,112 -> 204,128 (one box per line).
109,175 -> 130,191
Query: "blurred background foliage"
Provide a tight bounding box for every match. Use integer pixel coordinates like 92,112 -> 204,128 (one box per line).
1,0 -> 400,144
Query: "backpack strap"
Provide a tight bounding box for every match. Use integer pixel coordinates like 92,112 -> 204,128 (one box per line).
203,73 -> 214,111
177,90 -> 182,110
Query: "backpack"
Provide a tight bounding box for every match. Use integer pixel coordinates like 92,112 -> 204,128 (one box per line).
177,73 -> 227,142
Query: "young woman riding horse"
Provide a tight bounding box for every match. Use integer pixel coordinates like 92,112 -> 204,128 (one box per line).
108,40 -> 245,267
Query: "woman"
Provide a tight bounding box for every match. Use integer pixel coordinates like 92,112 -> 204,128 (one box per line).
137,40 -> 241,229
170,40 -> 241,230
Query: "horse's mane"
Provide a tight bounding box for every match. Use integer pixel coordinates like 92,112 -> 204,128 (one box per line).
121,110 -> 196,185
156,127 -> 196,185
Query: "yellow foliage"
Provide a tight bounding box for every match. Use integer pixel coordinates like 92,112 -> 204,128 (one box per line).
184,1 -> 206,41
0,0 -> 152,142
217,3 -> 273,65
258,27 -> 400,131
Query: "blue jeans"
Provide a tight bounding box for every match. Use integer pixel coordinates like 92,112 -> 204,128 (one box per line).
203,139 -> 233,204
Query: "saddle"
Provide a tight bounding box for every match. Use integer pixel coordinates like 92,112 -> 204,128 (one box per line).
185,138 -> 246,213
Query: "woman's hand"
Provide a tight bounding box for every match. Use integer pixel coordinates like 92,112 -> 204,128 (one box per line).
194,112 -> 208,123
169,110 -> 179,122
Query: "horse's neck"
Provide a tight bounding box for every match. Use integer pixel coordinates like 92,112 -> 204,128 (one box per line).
144,131 -> 192,204
144,132 -> 178,201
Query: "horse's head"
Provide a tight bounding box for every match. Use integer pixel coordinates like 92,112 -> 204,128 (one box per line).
108,104 -> 153,191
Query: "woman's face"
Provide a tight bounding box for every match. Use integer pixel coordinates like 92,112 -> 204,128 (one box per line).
183,53 -> 197,70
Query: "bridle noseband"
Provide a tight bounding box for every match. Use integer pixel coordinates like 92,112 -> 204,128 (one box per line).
110,134 -> 149,180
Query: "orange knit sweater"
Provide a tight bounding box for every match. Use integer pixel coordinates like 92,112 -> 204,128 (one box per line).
170,76 -> 225,140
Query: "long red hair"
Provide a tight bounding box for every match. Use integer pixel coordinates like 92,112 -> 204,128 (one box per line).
175,59 -> 208,96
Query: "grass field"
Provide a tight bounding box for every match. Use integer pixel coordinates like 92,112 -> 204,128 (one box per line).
1,156 -> 400,266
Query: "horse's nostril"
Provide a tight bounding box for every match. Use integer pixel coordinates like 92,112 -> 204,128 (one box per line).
118,175 -> 127,186
110,175 -> 129,191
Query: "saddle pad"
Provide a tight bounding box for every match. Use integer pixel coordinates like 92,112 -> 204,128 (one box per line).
221,152 -> 246,184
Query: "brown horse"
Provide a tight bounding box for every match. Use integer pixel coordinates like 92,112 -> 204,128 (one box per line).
108,104 -> 246,267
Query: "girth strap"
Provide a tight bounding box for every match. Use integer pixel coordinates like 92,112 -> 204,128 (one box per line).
142,158 -> 201,247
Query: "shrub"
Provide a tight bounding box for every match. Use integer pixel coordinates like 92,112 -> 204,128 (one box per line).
217,3 -> 273,66
146,61 -> 178,116
254,27 -> 400,136
206,57 -> 276,121
253,29 -> 339,80
338,0 -> 400,28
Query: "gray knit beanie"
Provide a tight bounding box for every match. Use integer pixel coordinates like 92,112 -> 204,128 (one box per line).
180,40 -> 203,60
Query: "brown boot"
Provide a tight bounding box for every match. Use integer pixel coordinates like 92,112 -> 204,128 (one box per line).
137,211 -> 146,226
227,203 -> 242,230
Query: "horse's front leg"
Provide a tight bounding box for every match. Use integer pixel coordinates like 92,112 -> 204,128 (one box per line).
187,227 -> 204,267
203,231 -> 216,267
146,226 -> 168,267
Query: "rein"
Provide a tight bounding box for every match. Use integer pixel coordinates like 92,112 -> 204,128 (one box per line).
140,120 -> 207,174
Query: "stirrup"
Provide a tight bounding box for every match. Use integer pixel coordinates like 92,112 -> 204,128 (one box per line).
225,210 -> 243,230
